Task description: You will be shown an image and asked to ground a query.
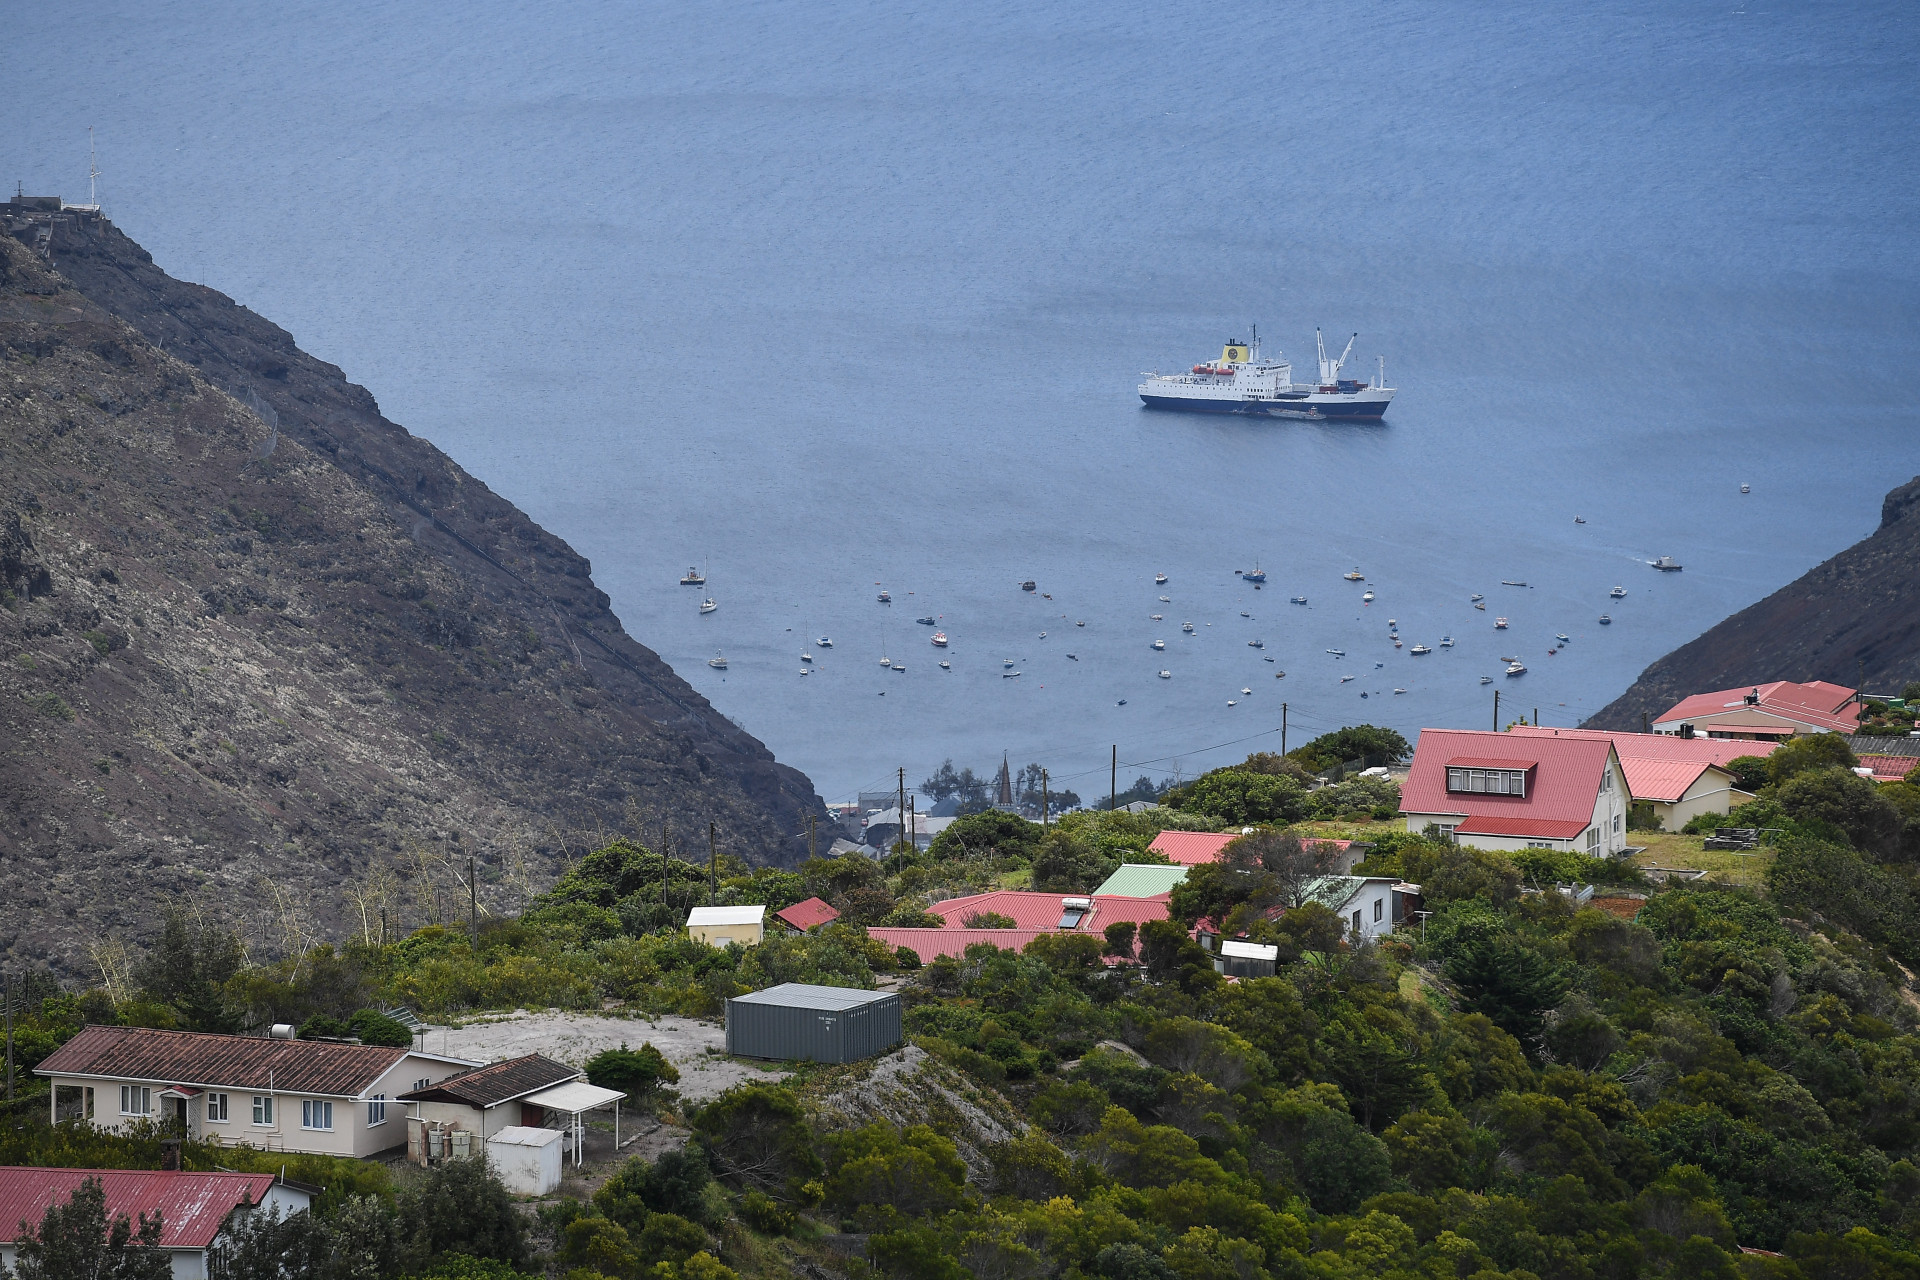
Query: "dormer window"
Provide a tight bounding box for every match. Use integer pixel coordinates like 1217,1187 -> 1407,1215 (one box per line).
1446,766 -> 1529,796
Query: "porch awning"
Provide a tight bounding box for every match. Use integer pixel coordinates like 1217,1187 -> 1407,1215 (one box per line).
522,1082 -> 625,1114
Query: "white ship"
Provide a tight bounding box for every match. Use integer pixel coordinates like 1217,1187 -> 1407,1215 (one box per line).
1139,329 -> 1395,419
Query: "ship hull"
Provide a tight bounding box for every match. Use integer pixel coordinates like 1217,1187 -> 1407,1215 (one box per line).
1140,393 -> 1391,419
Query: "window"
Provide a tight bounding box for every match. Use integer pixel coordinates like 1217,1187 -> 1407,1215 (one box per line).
1351,910 -> 1363,935
1373,898 -> 1383,922
413,1079 -> 430,1093
1526,840 -> 1554,849
1601,767 -> 1613,792
1435,824 -> 1459,843
119,1086 -> 151,1116
1446,766 -> 1528,796
252,1096 -> 273,1126
368,1095 -> 387,1126
207,1093 -> 229,1123
1585,827 -> 1601,852
1612,813 -> 1622,835
301,1100 -> 333,1131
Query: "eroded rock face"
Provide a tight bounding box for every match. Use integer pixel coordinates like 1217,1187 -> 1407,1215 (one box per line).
0,215 -> 823,976
1586,474 -> 1920,732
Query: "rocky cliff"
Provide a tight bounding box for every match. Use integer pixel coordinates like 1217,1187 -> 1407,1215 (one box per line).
1586,476 -> 1920,731
0,206 -> 824,977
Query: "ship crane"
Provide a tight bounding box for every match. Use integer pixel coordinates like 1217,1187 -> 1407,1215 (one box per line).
1316,328 -> 1358,384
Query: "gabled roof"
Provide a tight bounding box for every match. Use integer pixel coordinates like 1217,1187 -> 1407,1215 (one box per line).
1653,680 -> 1858,734
1299,875 -> 1399,911
34,1026 -> 465,1097
1859,754 -> 1919,783
1508,725 -> 1776,769
1455,815 -> 1592,839
1147,831 -> 1237,864
398,1053 -> 579,1108
1093,865 -> 1190,898
868,927 -> 1130,965
1401,729 -> 1615,831
926,890 -> 1169,932
0,1168 -> 280,1249
774,897 -> 840,931
686,905 -> 766,927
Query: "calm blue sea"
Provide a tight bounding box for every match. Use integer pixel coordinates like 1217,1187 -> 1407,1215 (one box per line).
12,1 -> 1919,802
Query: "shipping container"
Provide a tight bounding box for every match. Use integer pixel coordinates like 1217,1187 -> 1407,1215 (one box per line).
725,983 -> 902,1064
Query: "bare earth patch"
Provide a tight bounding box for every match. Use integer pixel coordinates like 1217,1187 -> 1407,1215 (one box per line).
424,1009 -> 789,1103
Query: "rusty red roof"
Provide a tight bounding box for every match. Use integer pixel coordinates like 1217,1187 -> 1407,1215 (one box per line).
397,1053 -> 578,1108
34,1026 -> 445,1097
1402,729 -> 1614,832
774,897 -> 840,930
0,1168 -> 279,1249
1859,754 -> 1918,783
927,890 -> 1169,932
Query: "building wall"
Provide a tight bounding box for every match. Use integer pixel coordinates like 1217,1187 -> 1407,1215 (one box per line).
689,922 -> 763,948
1654,775 -> 1754,830
1651,707 -> 1824,739
410,1097 -> 527,1143
1338,883 -> 1396,939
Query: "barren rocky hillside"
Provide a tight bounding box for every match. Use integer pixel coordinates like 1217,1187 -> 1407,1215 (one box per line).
1586,475 -> 1920,730
0,209 -> 824,978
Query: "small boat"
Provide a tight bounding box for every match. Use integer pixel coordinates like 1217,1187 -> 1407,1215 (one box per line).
799,668 -> 810,675
1004,658 -> 1016,668
938,660 -> 951,669
916,616 -> 937,625
1474,602 -> 1487,611
1076,620 -> 1086,627
1375,662 -> 1385,668
1362,591 -> 1375,602
680,567 -> 705,586
1502,580 -> 1527,587
1151,639 -> 1166,651
1341,675 -> 1355,683
1275,671 -> 1285,678
1004,670 -> 1021,678
1649,556 -> 1683,571
1241,686 -> 1252,695
893,664 -> 906,673
1039,631 -> 1048,638
1394,687 -> 1407,694
1157,669 -> 1171,679
1410,644 -> 1430,655
1263,656 -> 1275,663
1239,611 -> 1251,618
1067,653 -> 1078,660
1360,691 -> 1368,699
699,598 -> 717,613
1227,700 -> 1237,706
1291,595 -> 1308,604
1117,698 -> 1127,705
1326,648 -> 1345,656
931,632 -> 948,646
1155,572 -> 1168,585
1556,632 -> 1569,643
1599,614 -> 1612,625
880,656 -> 892,667
1387,618 -> 1397,626
1480,675 -> 1494,684
707,652 -> 727,669
1439,636 -> 1455,647
1609,586 -> 1626,598
1574,516 -> 1586,524
818,636 -> 833,647
1740,483 -> 1750,493
1470,593 -> 1484,601
1182,622 -> 1195,633
1241,566 -> 1267,583
1248,639 -> 1264,649
1506,662 -> 1527,676
801,652 -> 813,663
1393,638 -> 1403,648
1151,614 -> 1164,621
877,589 -> 892,602
1043,593 -> 1052,599
1159,595 -> 1171,603
1495,617 -> 1509,629
1020,580 -> 1037,592
1344,570 -> 1364,581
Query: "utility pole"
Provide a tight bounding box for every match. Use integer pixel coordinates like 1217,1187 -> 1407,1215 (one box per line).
380,907 -> 387,947
4,970 -> 13,1102
1493,689 -> 1500,731
1281,703 -> 1288,756
1533,707 -> 1538,728
908,795 -> 917,856
1110,745 -> 1117,811
468,856 -> 477,949
897,767 -> 906,853
1041,769 -> 1049,829
1642,713 -> 1650,733
708,822 -> 718,904
807,814 -> 817,861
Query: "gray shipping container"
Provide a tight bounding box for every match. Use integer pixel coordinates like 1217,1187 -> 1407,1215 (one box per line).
725,983 -> 903,1064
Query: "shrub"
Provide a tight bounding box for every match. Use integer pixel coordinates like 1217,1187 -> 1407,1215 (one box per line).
737,1189 -> 793,1235
586,1043 -> 681,1101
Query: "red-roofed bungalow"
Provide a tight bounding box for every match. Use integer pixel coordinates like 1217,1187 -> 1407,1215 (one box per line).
1148,830 -> 1355,867
1651,680 -> 1859,741
1400,729 -> 1629,855
773,897 -> 840,932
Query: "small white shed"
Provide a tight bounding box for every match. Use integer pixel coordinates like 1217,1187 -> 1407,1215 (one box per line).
486,1125 -> 564,1195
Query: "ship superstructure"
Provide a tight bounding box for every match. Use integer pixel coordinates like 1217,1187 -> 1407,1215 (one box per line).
1138,329 -> 1395,419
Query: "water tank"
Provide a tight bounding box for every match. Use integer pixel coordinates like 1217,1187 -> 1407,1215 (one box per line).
269,1024 -> 296,1040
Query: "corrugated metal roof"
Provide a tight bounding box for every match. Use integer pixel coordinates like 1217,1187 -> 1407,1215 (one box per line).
1860,754 -> 1918,782
1508,725 -> 1778,768
687,906 -> 766,926
730,982 -> 893,1010
398,1053 -> 578,1107
34,1026 -> 433,1097
869,927 -> 1093,964
1446,755 -> 1538,769
927,890 -> 1170,932
1093,865 -> 1190,898
523,1081 -> 627,1113
1616,758 -> 1716,802
1655,681 -> 1858,734
1219,940 -> 1278,960
1147,831 -> 1238,865
488,1126 -> 563,1148
0,1168 -> 279,1249
773,897 -> 840,930
1402,729 -> 1612,829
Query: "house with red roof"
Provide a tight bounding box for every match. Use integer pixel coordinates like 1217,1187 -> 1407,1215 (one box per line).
0,1167 -> 311,1278
870,890 -> 1172,965
773,897 -> 840,932
1147,830 -> 1357,868
1508,726 -> 1770,829
1651,680 -> 1858,742
1400,729 -> 1629,855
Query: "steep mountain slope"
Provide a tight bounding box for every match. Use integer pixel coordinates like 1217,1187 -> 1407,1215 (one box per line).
0,205 -> 823,977
1586,475 -> 1920,730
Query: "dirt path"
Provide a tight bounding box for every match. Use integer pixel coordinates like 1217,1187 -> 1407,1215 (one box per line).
421,1010 -> 789,1103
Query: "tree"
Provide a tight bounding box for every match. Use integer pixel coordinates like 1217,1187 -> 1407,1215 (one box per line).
134,908 -> 244,1032
1725,755 -> 1771,793
1286,726 -> 1411,774
9,1176 -> 170,1280
1439,920 -> 1568,1045
925,810 -> 1043,865
823,1124 -> 970,1219
691,1085 -> 823,1201
1775,766 -> 1903,855
1225,830 -> 1345,909
587,1042 -> 682,1103
396,1152 -> 527,1270
1163,770 -> 1304,824
1764,732 -> 1858,786
1031,830 -> 1119,893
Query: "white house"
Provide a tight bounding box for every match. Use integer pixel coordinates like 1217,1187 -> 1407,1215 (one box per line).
35,1026 -> 478,1158
1400,729 -> 1630,855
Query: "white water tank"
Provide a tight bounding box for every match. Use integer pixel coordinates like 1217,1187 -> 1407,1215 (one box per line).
488,1127 -> 564,1195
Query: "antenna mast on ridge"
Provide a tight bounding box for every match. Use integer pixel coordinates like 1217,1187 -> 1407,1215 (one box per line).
88,128 -> 99,209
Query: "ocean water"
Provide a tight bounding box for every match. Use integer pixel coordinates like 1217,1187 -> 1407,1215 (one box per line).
12,1 -> 1919,803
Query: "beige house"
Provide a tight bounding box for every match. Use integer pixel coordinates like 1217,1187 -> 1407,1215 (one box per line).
687,905 -> 766,947
1651,680 -> 1858,741
36,1025 -> 478,1158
